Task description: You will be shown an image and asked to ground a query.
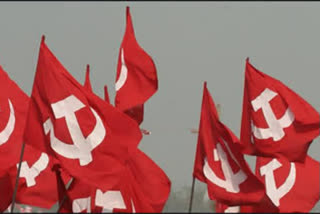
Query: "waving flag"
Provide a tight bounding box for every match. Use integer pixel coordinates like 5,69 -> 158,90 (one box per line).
58,177 -> 135,213
8,144 -> 71,209
24,36 -> 142,191
126,149 -> 171,212
0,64 -> 71,210
58,149 -> 170,213
114,6 -> 158,125
0,66 -> 29,171
254,155 -> 320,212
240,58 -> 319,162
193,82 -> 265,205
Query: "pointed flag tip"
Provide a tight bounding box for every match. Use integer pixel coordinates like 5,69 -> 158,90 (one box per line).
41,35 -> 46,43
86,64 -> 90,70
246,57 -> 250,62
126,6 -> 130,14
204,81 -> 207,88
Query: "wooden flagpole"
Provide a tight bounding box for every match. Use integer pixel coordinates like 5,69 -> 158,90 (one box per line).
10,141 -> 26,213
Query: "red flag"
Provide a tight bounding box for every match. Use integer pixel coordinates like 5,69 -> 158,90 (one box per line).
104,85 -> 110,104
240,193 -> 279,213
7,144 -> 71,209
93,177 -> 135,213
59,149 -> 170,213
0,171 -> 12,212
84,64 -> 93,93
57,175 -> 135,213
124,105 -> 144,126
193,82 -> 265,205
215,202 -> 240,213
58,178 -> 92,213
240,59 -> 319,162
126,149 -> 171,212
114,7 -> 158,125
54,165 -> 74,213
254,155 -> 320,212
60,179 -> 136,213
0,66 -> 29,171
216,196 -> 278,213
24,36 -> 142,191
91,150 -> 170,213
84,65 -> 111,105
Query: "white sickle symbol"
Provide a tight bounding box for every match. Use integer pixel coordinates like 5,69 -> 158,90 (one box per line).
203,140 -> 247,193
43,95 -> 106,166
0,99 -> 15,145
260,158 -> 296,206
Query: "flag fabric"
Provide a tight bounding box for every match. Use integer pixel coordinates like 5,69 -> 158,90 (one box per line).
213,196 -> 277,213
240,193 -> 279,213
0,171 -> 13,213
240,58 -> 319,162
124,105 -> 144,126
24,36 -> 142,191
58,177 -> 134,213
104,85 -> 110,104
126,149 -> 171,212
7,144 -> 71,209
112,8 -> 170,212
254,155 -> 320,212
193,82 -> 265,205
215,201 -> 240,213
58,149 -> 170,213
0,64 -> 72,210
0,66 -> 29,171
54,165 -> 74,213
84,64 -> 93,93
214,194 -> 278,213
114,6 -> 158,125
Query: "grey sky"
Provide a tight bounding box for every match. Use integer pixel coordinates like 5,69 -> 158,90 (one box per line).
0,1 -> 319,211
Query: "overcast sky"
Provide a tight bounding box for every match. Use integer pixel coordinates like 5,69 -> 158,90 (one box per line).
0,1 -> 319,209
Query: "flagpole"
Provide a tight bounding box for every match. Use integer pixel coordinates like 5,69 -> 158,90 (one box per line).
56,177 -> 74,213
188,103 -> 221,213
10,141 -> 26,213
188,177 -> 196,213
